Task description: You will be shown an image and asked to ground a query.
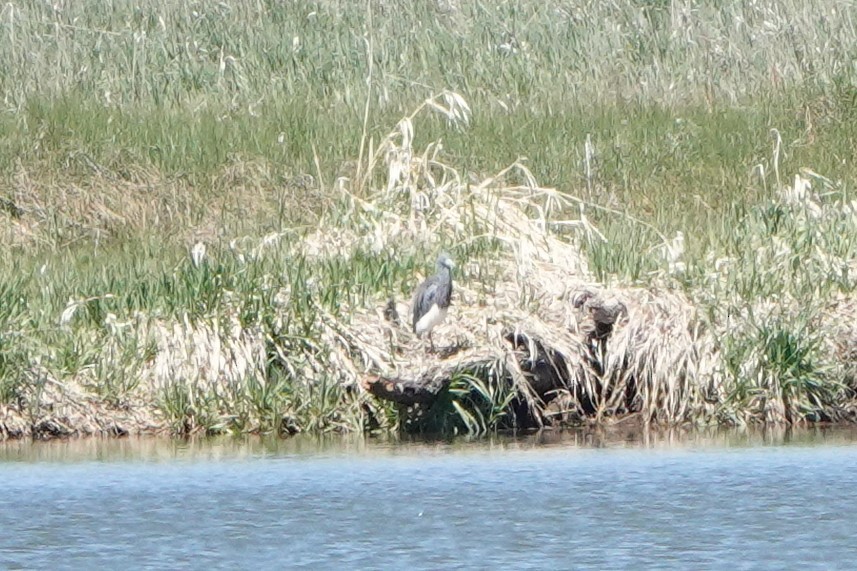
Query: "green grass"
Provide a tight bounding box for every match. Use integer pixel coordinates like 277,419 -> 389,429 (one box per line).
4,0 -> 857,215
2,0 -> 857,436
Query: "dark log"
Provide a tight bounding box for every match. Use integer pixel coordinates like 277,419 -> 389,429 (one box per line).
363,372 -> 452,406
503,329 -> 565,397
363,333 -> 566,409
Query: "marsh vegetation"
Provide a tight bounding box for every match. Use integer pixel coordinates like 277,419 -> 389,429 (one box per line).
2,0 -> 857,439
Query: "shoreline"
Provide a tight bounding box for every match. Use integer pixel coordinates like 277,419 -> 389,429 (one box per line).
4,419 -> 857,450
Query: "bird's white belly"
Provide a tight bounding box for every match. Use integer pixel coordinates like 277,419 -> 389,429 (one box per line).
415,304 -> 448,336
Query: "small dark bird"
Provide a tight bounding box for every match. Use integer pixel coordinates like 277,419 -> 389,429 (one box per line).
411,254 -> 455,351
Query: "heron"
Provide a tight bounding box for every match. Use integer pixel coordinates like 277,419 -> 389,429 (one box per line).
411,254 -> 455,351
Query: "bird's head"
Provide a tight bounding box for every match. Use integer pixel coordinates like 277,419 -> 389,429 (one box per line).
437,254 -> 455,271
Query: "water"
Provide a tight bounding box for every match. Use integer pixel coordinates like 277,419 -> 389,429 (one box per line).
2,428 -> 857,570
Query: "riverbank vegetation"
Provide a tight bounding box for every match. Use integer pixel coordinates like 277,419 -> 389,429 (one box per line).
2,0 -> 857,439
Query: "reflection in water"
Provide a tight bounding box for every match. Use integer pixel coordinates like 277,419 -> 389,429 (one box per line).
1,426 -> 857,569
2,424 -> 856,463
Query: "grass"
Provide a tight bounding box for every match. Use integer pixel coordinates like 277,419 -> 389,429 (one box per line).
1,0 -> 857,438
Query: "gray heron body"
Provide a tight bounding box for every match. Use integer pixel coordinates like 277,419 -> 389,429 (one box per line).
412,254 -> 455,350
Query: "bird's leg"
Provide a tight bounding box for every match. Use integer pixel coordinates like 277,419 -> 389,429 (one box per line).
428,332 -> 435,353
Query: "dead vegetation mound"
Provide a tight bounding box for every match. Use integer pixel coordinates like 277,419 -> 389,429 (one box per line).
290,94 -> 725,430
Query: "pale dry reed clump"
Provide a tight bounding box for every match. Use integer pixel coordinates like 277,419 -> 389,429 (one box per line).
295,91 -> 724,429
145,314 -> 265,394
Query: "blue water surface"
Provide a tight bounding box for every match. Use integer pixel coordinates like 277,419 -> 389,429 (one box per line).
1,430 -> 855,570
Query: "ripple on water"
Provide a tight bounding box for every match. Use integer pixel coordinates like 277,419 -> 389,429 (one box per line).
1,428 -> 857,569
